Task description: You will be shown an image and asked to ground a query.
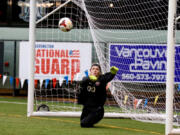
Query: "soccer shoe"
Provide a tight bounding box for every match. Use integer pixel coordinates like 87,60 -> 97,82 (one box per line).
81,123 -> 94,128
110,66 -> 119,74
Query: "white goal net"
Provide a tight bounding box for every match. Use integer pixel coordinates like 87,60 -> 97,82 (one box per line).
27,0 -> 180,128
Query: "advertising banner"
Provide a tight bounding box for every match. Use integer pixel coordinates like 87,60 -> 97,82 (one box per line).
110,44 -> 180,83
19,42 -> 92,80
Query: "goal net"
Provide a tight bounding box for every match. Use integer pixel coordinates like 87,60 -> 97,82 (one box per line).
27,0 -> 180,128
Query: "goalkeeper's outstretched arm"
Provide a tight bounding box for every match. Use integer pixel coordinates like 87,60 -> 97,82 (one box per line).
102,66 -> 119,83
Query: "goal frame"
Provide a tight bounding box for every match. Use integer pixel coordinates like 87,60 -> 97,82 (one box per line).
165,0 -> 179,134
27,0 -> 36,117
27,0 -> 179,134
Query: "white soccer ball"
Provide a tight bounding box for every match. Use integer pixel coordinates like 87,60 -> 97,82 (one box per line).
58,17 -> 73,32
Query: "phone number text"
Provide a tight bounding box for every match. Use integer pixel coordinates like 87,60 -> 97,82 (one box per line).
121,73 -> 166,81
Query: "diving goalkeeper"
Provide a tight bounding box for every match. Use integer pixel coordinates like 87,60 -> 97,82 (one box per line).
78,63 -> 119,127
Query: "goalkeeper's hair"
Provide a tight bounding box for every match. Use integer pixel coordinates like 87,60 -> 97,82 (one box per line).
91,63 -> 102,73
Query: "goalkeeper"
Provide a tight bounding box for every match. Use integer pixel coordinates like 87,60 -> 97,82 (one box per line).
78,63 -> 119,127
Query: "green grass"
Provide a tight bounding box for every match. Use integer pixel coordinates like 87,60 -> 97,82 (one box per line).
0,96 -> 165,135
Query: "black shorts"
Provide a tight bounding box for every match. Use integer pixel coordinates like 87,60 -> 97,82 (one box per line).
80,106 -> 104,127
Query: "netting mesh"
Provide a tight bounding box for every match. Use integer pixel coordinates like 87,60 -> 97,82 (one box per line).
82,0 -> 168,120
31,0 -> 180,126
34,0 -> 118,114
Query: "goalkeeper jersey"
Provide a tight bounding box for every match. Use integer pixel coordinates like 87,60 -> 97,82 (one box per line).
78,72 -> 115,107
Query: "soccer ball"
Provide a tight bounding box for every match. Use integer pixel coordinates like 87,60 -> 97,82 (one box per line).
58,17 -> 73,32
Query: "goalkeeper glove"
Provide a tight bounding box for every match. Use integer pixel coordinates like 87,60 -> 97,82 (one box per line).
110,66 -> 119,74
89,75 -> 98,82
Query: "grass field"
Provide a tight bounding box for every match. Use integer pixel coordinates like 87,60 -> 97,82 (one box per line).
0,96 -> 165,135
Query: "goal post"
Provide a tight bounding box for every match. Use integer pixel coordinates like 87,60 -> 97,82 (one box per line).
166,0 -> 178,134
28,0 -> 36,117
27,0 -> 180,133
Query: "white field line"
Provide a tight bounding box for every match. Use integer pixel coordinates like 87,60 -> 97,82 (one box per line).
0,100 -> 80,109
0,101 -> 27,105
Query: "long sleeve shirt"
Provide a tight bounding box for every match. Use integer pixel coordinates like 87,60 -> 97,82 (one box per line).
78,72 -> 115,107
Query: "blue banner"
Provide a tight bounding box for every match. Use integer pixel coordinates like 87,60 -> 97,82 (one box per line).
110,44 -> 180,83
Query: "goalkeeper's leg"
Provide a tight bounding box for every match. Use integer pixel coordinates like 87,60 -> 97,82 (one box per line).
80,106 -> 104,127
